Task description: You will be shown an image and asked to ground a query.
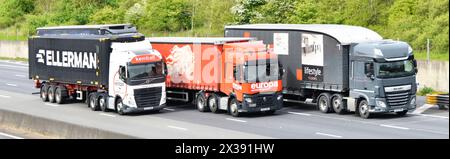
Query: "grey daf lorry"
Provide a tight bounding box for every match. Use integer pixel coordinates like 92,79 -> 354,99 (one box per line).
225,24 -> 418,118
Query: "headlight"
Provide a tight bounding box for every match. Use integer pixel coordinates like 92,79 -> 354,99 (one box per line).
245,98 -> 252,103
376,100 -> 387,108
277,95 -> 283,100
410,97 -> 416,106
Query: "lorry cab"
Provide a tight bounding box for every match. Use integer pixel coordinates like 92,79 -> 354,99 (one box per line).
223,42 -> 284,116
348,40 -> 417,118
108,40 -> 167,114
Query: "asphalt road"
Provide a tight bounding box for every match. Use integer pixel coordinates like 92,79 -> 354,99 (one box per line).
0,60 -> 448,139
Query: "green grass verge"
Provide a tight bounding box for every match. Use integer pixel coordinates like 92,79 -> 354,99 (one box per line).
0,56 -> 28,62
414,51 -> 449,61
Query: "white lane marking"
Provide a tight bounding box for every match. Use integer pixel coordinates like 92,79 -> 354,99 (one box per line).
45,103 -> 59,107
99,113 -> 116,118
164,108 -> 175,111
412,104 -> 436,114
15,74 -> 26,78
0,132 -> 24,139
0,64 -> 27,69
168,125 -> 188,131
226,118 -> 247,123
315,132 -> 343,138
0,95 -> 11,98
288,111 -> 312,116
6,83 -> 17,87
0,61 -> 28,66
380,124 -> 410,130
415,114 -> 449,119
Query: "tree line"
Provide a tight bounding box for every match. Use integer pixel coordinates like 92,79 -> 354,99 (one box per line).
0,0 -> 448,53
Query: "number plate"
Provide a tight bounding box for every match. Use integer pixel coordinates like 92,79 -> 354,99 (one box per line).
261,108 -> 270,111
394,108 -> 404,112
144,107 -> 154,110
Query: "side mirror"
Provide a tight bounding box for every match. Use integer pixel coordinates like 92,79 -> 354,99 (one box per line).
119,66 -> 127,80
413,60 -> 418,73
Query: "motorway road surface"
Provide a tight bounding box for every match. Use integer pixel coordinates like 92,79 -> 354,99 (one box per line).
0,60 -> 448,139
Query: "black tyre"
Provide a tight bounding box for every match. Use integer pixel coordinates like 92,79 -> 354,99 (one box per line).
358,99 -> 371,119
317,93 -> 332,113
331,94 -> 346,114
228,98 -> 241,117
396,110 -> 408,117
98,93 -> 108,112
208,93 -> 220,113
40,83 -> 49,102
88,93 -> 100,111
116,98 -> 125,115
55,86 -> 66,104
47,85 -> 56,103
196,93 -> 209,112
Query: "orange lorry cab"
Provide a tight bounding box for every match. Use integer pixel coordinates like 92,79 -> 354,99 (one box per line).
148,37 -> 283,117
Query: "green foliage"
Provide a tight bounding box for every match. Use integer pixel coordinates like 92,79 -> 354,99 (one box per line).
418,87 -> 435,96
0,0 -> 448,58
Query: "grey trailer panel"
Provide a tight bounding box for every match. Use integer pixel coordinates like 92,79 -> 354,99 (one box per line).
225,29 -> 349,93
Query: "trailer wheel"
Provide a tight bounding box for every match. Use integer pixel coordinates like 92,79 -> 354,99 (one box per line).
55,86 -> 66,104
47,85 -> 56,103
115,98 -> 125,115
331,94 -> 346,114
317,93 -> 332,113
228,98 -> 241,117
98,94 -> 108,112
40,83 -> 49,102
88,93 -> 100,111
208,94 -> 220,113
196,93 -> 209,112
358,99 -> 371,119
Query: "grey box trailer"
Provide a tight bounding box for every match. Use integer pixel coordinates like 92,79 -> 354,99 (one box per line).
225,24 -> 418,118
29,24 -> 167,114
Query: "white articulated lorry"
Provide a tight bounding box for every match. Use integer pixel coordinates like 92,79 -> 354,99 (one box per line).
29,24 -> 167,115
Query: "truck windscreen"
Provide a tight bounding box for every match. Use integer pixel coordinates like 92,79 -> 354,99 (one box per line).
244,63 -> 280,83
377,60 -> 415,79
128,62 -> 164,80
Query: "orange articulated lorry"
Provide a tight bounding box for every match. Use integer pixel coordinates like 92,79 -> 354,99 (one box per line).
147,37 -> 283,117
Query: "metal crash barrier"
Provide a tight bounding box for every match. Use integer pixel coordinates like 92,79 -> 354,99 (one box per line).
426,94 -> 449,110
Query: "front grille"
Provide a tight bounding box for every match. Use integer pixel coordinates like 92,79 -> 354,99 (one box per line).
254,95 -> 277,107
134,87 -> 162,108
386,90 -> 410,107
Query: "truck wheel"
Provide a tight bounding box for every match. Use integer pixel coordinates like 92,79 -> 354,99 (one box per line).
318,93 -> 332,113
196,93 -> 209,112
40,83 -> 49,102
208,94 -> 220,113
358,100 -> 371,119
98,94 -> 108,112
88,93 -> 100,111
55,86 -> 65,104
116,98 -> 125,115
47,85 -> 56,103
331,94 -> 346,114
228,98 -> 241,117
396,110 -> 408,117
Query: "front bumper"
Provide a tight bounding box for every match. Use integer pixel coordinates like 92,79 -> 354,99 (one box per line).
122,104 -> 167,114
369,96 -> 416,113
239,93 -> 283,113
